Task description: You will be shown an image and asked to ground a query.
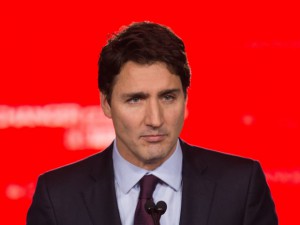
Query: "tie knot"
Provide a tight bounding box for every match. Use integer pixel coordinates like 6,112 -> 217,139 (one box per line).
139,175 -> 159,199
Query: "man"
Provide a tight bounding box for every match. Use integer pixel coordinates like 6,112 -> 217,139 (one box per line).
27,22 -> 278,225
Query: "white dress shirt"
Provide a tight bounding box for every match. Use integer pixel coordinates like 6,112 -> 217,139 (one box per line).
112,139 -> 183,225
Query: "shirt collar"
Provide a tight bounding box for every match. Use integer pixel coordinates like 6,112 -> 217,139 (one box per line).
112,139 -> 183,194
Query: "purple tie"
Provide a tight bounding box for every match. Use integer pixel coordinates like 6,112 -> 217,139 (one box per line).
134,175 -> 159,225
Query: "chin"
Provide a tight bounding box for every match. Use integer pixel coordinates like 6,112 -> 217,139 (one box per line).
143,155 -> 165,166
144,150 -> 170,162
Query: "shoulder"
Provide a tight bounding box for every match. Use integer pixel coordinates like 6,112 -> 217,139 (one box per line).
179,141 -> 278,223
181,139 -> 255,166
180,139 -> 262,182
38,144 -> 113,189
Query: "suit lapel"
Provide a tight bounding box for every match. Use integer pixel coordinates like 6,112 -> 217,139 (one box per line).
179,141 -> 216,225
82,146 -> 122,225
81,140 -> 216,225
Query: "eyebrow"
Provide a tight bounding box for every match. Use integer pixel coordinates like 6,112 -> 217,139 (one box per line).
121,88 -> 181,99
158,88 -> 181,96
121,92 -> 149,100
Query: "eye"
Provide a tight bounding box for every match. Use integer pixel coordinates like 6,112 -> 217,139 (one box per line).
163,94 -> 175,101
127,97 -> 141,103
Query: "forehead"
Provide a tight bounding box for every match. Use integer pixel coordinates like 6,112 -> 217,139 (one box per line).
112,61 -> 183,94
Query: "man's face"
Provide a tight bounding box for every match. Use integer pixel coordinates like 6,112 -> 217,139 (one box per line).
101,61 -> 187,170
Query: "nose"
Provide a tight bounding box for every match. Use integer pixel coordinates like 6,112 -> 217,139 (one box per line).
144,99 -> 163,128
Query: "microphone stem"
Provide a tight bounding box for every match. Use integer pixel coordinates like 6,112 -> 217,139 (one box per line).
150,212 -> 160,225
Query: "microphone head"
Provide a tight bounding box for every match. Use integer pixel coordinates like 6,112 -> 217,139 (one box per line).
144,200 -> 156,214
155,201 -> 167,215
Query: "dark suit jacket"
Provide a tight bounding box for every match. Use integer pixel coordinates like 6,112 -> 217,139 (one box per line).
27,140 -> 278,225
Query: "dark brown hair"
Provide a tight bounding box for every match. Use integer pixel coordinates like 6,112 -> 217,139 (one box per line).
98,21 -> 191,103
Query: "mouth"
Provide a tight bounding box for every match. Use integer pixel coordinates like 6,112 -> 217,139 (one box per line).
140,134 -> 167,143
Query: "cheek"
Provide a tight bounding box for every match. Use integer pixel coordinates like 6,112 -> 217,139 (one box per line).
165,105 -> 185,124
112,108 -> 141,132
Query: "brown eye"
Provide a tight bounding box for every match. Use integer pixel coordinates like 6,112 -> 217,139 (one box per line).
163,95 -> 175,101
128,97 -> 141,103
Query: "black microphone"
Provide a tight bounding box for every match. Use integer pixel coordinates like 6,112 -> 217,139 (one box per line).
144,200 -> 167,225
144,200 -> 156,215
145,200 -> 159,225
155,201 -> 167,216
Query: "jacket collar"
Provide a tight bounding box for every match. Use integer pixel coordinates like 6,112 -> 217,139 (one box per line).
179,140 -> 216,225
82,143 -> 122,225
82,140 -> 216,225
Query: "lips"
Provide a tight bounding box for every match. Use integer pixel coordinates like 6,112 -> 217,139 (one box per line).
141,134 -> 166,142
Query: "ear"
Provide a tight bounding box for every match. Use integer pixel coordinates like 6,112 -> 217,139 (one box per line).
184,95 -> 188,119
184,95 -> 188,105
100,92 -> 112,118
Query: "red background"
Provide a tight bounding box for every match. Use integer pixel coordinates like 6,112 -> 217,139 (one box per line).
1,1 -> 299,224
